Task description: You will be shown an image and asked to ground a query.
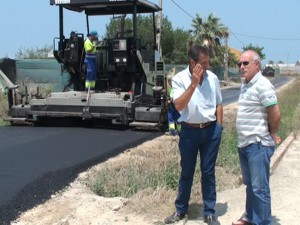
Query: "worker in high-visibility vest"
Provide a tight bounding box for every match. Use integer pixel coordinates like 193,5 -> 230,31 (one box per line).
165,74 -> 181,135
84,30 -> 99,92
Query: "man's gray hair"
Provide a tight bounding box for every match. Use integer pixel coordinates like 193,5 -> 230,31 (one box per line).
253,52 -> 261,61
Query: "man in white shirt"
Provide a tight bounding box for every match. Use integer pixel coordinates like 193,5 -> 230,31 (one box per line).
164,44 -> 223,225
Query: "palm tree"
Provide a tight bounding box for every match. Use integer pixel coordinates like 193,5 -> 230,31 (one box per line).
189,13 -> 229,63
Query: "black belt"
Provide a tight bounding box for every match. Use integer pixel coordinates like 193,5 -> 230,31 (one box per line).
182,121 -> 215,128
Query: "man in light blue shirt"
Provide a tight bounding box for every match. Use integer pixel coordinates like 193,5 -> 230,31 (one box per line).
164,44 -> 223,225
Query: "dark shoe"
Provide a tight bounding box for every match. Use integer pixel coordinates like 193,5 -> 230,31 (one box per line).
164,211 -> 186,224
204,215 -> 216,225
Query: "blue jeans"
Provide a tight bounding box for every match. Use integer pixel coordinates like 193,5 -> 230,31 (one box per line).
238,143 -> 275,225
175,122 -> 222,216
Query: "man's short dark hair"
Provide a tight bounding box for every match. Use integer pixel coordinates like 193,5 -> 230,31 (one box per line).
188,44 -> 209,62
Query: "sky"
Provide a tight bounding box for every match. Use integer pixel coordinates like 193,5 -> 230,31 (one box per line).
1,0 -> 300,65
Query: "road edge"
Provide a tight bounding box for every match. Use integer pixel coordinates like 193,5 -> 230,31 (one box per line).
270,132 -> 295,175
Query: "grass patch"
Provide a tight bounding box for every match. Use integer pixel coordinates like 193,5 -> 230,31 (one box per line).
85,137 -> 181,198
0,92 -> 9,126
217,104 -> 240,173
277,78 -> 300,140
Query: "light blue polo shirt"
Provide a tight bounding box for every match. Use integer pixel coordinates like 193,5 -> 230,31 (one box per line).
172,66 -> 222,124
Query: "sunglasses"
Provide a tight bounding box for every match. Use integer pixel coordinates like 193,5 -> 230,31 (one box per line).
237,60 -> 257,67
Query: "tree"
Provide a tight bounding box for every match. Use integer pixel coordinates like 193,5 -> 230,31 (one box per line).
189,13 -> 229,65
163,27 -> 191,64
160,15 -> 175,63
105,15 -> 160,49
105,14 -> 188,64
242,44 -> 265,61
15,45 -> 53,59
105,15 -> 130,39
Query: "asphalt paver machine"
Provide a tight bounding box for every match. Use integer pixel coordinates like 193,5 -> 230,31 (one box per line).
5,0 -> 167,130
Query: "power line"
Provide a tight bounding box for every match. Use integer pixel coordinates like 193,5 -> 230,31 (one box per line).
232,32 -> 300,41
169,1 -> 245,47
170,0 -> 194,19
228,29 -> 246,46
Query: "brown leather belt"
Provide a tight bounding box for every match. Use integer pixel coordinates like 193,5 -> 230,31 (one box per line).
182,121 -> 215,128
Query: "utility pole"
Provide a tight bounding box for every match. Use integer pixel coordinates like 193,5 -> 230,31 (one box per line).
223,37 -> 229,81
156,0 -> 162,58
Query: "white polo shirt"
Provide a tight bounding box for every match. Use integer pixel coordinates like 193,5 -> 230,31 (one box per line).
236,72 -> 278,148
172,66 -> 222,124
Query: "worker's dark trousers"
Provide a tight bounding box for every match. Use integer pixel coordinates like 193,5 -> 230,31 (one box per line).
175,121 -> 222,217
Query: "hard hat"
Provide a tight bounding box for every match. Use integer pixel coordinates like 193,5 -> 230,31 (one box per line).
90,30 -> 98,37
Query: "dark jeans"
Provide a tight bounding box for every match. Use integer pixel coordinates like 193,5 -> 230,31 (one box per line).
175,122 -> 222,216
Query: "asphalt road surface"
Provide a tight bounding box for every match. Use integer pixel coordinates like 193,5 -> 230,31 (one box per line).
0,126 -> 160,224
0,76 -> 290,224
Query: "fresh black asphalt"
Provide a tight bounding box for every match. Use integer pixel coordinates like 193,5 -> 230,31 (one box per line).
0,126 -> 159,224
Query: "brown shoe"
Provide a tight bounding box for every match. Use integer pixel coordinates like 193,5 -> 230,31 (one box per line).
232,218 -> 252,225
